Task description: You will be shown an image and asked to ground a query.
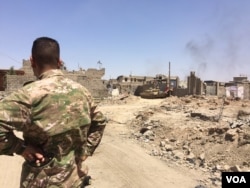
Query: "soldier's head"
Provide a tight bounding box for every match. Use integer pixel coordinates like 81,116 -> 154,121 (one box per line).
30,37 -> 62,78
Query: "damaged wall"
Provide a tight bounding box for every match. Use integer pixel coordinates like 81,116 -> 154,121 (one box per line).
187,71 -> 204,95
4,60 -> 108,99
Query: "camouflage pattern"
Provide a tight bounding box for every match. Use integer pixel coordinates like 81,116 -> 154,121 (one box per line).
0,69 -> 106,187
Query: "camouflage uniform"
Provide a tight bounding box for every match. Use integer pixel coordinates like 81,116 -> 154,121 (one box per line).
0,69 -> 106,187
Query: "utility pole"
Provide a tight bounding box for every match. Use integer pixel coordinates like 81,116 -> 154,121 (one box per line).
168,61 -> 171,96
168,61 -> 171,88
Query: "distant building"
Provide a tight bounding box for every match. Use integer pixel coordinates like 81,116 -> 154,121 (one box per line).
113,75 -> 154,95
225,76 -> 250,99
204,76 -> 250,100
0,69 -> 24,91
108,74 -> 180,96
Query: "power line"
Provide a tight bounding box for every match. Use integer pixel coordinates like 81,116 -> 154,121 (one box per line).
0,51 -> 21,65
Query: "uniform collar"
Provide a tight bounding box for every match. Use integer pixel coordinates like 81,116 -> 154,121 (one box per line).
38,69 -> 64,80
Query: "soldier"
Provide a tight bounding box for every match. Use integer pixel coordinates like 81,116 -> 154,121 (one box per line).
0,37 -> 106,187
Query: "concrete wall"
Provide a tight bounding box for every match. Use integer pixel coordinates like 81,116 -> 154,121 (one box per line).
85,68 -> 105,78
79,78 -> 108,99
217,83 -> 226,98
187,72 -> 204,95
21,60 -> 34,75
206,85 -> 217,95
5,75 -> 36,92
175,88 -> 188,97
243,83 -> 250,99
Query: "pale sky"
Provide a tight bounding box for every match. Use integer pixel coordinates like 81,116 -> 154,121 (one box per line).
0,0 -> 250,81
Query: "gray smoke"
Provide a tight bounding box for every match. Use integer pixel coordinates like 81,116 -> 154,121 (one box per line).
185,36 -> 213,79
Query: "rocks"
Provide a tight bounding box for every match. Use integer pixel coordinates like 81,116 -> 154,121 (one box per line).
195,185 -> 207,188
150,149 -> 160,156
214,164 -> 223,171
164,144 -> 173,151
229,120 -> 245,129
190,112 -> 218,122
186,152 -> 196,164
238,132 -> 250,146
225,129 -> 238,141
172,150 -> 185,160
159,140 -> 166,147
223,165 -> 230,171
230,165 -> 242,172
143,130 -> 154,138
208,126 -> 229,135
199,153 -> 205,164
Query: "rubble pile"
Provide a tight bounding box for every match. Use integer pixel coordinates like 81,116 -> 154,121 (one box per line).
128,95 -> 250,187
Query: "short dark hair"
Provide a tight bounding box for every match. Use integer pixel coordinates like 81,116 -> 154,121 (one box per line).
32,37 -> 60,67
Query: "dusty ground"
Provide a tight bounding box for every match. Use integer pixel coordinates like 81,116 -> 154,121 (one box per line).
0,95 -> 249,188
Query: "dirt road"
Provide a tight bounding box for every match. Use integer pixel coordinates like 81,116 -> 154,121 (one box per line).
86,126 -> 199,188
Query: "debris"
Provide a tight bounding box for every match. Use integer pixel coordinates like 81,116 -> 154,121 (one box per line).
105,95 -> 250,188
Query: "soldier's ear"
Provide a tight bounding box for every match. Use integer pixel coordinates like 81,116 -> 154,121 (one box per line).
57,60 -> 62,68
30,56 -> 39,78
30,57 -> 36,68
